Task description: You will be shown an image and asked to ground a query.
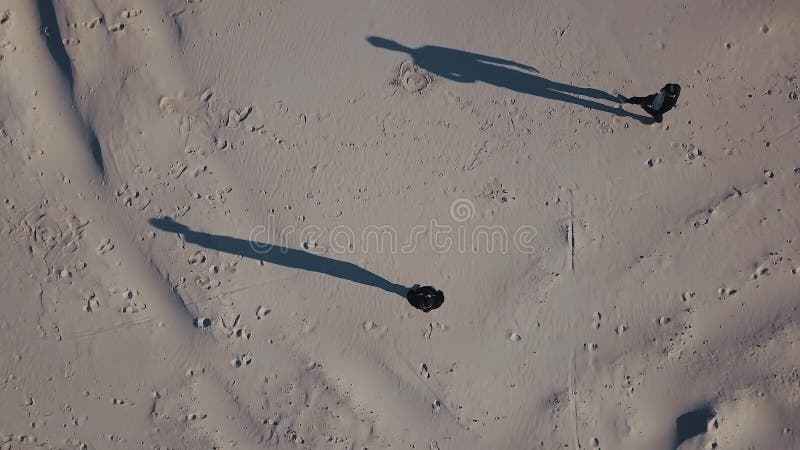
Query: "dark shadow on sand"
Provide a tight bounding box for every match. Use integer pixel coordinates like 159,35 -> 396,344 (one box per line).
673,405 -> 715,449
367,36 -> 650,123
149,217 -> 408,297
37,0 -> 74,86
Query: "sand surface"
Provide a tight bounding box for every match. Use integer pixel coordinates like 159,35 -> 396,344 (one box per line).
1,1 -> 799,449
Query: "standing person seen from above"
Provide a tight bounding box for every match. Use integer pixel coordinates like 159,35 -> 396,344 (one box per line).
407,285 -> 445,312
619,83 -> 681,123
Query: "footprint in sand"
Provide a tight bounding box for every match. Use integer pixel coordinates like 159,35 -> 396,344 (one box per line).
82,292 -> 99,312
362,320 -> 388,338
83,298 -> 100,312
115,184 -> 150,210
221,314 -> 250,339
86,16 -> 104,29
752,266 -> 769,280
121,301 -> 146,314
190,164 -> 207,177
672,142 -> 700,161
186,412 -> 207,422
224,106 -> 253,127
121,9 -> 142,19
591,311 -> 602,329
423,322 -> 448,339
231,353 -> 252,368
175,205 -> 191,217
195,276 -> 220,290
419,363 -> 431,379
167,161 -> 187,179
110,397 -> 129,406
717,287 -> 737,300
185,367 -> 205,377
688,209 -> 712,229
213,136 -> 228,150
256,305 -> 271,319
681,143 -> 702,162
188,251 -> 206,265
199,89 -> 213,102
96,238 -> 114,255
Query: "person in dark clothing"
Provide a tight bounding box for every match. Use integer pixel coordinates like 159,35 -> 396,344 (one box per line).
406,285 -> 444,312
619,83 -> 681,123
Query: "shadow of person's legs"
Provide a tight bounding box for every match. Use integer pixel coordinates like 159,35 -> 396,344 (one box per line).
503,76 -> 651,122
542,79 -> 621,103
539,88 -> 651,122
440,62 -> 648,122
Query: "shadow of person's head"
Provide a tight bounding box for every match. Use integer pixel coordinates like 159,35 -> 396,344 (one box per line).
148,217 -> 192,234
366,36 -> 411,53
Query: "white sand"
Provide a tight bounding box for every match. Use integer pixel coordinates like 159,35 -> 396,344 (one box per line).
1,0 -> 799,449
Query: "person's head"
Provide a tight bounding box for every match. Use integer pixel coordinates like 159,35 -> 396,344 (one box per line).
663,83 -> 681,98
366,36 -> 411,54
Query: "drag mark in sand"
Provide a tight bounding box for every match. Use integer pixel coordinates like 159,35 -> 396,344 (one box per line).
568,188 -> 575,273
569,349 -> 582,449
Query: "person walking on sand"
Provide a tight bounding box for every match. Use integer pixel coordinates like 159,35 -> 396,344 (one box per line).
619,83 -> 681,123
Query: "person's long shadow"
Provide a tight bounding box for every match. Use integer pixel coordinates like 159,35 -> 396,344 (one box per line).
149,217 -> 408,297
367,36 -> 650,123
